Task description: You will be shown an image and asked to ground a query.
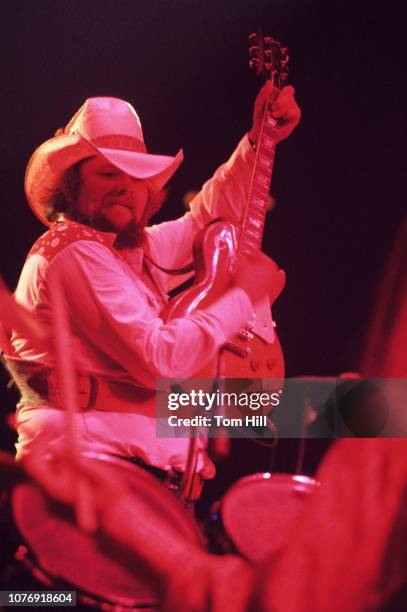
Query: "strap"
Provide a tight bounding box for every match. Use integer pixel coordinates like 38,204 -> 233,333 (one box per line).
143,252 -> 194,276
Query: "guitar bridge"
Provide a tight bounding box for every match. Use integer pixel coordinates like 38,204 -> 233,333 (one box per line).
238,329 -> 254,341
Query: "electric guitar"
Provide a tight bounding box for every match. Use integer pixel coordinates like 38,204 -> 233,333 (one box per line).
164,32 -> 289,380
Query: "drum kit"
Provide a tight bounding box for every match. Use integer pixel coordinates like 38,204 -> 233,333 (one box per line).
0,448 -> 320,610
0,276 -> 321,609
0,452 -> 202,610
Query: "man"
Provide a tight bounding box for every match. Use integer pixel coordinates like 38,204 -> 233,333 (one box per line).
4,83 -> 300,487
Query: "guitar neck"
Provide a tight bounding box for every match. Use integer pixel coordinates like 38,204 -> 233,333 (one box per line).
238,99 -> 279,256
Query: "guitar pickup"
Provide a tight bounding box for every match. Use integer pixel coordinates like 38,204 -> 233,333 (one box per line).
224,341 -> 252,358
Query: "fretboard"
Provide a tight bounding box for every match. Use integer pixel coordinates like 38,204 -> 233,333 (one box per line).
239,103 -> 279,256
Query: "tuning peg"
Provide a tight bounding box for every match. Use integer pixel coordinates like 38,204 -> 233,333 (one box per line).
249,46 -> 259,57
266,36 -> 281,47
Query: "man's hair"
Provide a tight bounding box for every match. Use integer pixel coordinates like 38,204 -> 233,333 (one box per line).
43,160 -> 84,223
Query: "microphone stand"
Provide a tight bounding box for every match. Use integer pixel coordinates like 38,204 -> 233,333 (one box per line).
209,346 -> 231,462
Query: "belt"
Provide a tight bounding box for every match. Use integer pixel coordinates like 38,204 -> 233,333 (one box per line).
119,455 -> 203,503
76,376 -> 156,412
4,358 -> 155,412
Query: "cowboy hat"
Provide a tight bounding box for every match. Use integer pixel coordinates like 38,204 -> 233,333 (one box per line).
25,97 -> 184,226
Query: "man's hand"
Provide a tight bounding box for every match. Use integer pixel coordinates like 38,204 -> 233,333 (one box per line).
249,82 -> 301,144
23,441 -> 128,533
233,250 -> 286,306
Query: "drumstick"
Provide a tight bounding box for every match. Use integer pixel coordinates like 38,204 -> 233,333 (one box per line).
0,275 -> 96,531
48,272 -> 98,533
76,474 -> 99,533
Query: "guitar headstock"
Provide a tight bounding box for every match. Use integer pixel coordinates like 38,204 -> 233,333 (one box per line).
249,30 -> 289,88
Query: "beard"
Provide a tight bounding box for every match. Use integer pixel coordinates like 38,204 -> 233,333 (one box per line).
84,209 -> 147,249
113,218 -> 146,249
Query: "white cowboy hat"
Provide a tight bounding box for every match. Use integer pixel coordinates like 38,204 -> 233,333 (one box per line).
25,97 -> 184,226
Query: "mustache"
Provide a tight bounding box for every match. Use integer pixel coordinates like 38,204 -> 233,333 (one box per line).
103,199 -> 134,210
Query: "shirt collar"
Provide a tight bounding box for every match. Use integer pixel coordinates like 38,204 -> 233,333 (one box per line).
94,228 -> 117,247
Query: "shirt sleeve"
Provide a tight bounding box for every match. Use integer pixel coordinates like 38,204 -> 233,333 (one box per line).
47,241 -> 254,386
145,134 -> 255,291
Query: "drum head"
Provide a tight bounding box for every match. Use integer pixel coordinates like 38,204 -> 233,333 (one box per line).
12,453 -> 203,608
222,472 -> 319,564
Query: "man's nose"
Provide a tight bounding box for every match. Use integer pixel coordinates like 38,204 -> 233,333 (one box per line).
116,173 -> 140,193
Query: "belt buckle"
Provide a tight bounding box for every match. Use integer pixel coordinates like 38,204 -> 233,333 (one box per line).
166,469 -> 204,502
166,468 -> 183,494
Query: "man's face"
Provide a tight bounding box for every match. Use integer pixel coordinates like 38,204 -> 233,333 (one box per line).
76,156 -> 149,233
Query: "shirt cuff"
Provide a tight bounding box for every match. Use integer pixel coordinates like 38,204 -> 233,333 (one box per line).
242,133 -> 257,160
193,286 -> 255,343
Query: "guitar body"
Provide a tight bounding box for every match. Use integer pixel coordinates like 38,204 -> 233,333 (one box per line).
162,220 -> 285,379
163,32 -> 289,384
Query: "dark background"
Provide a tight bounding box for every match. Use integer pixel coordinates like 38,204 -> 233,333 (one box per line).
0,1 -> 406,468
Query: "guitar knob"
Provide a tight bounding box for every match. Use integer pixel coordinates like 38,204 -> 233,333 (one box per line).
250,359 -> 261,372
267,359 -> 276,370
